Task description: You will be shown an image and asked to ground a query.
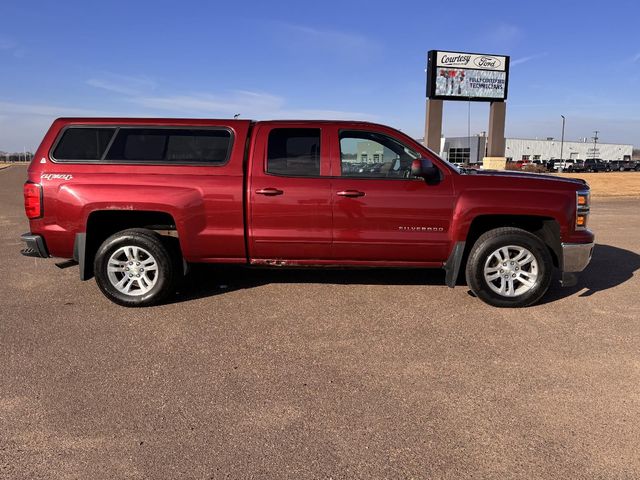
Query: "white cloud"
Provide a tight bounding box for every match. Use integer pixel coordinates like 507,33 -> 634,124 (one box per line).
0,101 -> 107,117
284,24 -> 374,50
511,52 -> 548,67
131,90 -> 376,120
273,23 -> 380,62
0,38 -> 25,57
0,90 -> 376,151
86,73 -> 157,95
0,101 -> 118,150
132,90 -> 283,114
482,24 -> 523,46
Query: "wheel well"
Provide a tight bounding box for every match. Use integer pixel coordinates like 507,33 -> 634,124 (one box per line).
464,215 -> 561,269
81,210 -> 179,280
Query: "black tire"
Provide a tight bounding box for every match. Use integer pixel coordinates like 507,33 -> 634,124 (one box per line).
94,228 -> 179,307
465,227 -> 553,308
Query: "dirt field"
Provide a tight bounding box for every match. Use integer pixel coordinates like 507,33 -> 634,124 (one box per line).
2,164 -> 640,478
554,172 -> 640,197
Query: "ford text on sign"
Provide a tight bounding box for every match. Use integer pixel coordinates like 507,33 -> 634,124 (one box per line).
436,52 -> 507,71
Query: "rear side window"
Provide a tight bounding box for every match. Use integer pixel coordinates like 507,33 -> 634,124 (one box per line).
267,128 -> 321,177
53,128 -> 115,161
52,126 -> 232,164
105,128 -> 232,164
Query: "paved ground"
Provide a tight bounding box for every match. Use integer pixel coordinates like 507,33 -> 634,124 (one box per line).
1,164 -> 639,479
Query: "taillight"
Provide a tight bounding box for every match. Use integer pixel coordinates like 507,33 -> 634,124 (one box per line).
24,183 -> 43,219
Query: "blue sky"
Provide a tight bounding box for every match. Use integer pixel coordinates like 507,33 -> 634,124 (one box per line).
1,0 -> 639,151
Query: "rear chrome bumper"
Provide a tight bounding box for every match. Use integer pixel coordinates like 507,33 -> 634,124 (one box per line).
20,233 -> 49,258
560,242 -> 594,287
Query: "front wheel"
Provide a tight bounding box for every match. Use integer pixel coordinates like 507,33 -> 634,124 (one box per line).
465,227 -> 553,308
94,229 -> 179,307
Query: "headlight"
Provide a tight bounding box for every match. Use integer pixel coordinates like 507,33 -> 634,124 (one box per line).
576,190 -> 590,230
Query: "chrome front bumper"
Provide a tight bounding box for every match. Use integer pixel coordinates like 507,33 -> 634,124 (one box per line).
560,242 -> 595,287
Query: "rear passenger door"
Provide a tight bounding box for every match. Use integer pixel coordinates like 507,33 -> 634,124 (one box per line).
248,123 -> 333,262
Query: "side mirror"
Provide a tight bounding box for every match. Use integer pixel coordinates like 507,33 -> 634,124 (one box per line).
411,158 -> 439,182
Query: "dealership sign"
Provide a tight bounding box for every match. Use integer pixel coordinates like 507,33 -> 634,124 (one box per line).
427,50 -> 510,101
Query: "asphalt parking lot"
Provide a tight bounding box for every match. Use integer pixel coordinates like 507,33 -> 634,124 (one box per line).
1,164 -> 639,479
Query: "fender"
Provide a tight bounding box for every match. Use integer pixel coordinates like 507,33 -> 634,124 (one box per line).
449,187 -> 574,243
56,183 -> 212,258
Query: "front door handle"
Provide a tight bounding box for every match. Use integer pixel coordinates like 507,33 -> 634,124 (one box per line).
336,190 -> 365,198
256,188 -> 284,196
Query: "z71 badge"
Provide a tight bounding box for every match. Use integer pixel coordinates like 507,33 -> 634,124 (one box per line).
40,173 -> 73,181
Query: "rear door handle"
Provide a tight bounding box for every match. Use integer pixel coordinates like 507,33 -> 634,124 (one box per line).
256,188 -> 284,196
336,190 -> 365,198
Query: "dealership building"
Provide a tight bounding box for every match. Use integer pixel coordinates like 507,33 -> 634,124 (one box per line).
438,136 -> 633,164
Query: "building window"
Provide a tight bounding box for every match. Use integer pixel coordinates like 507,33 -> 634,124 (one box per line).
448,147 -> 470,163
533,155 -> 541,160
522,155 -> 530,161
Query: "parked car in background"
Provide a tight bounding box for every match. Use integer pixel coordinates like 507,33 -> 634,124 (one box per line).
543,160 -> 555,172
608,160 -> 638,171
557,159 -> 577,171
622,159 -> 640,171
584,159 -> 610,172
609,160 -> 623,171
572,159 -> 586,172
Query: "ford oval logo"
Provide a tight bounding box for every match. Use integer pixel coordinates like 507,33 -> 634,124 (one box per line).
473,56 -> 501,69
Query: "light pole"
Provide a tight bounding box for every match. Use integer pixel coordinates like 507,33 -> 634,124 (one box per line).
560,115 -> 565,161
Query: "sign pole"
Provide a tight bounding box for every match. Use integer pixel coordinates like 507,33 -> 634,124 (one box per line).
424,98 -> 443,153
560,115 -> 565,161
487,101 -> 506,157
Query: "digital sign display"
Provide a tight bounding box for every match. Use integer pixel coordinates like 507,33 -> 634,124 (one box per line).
427,50 -> 510,101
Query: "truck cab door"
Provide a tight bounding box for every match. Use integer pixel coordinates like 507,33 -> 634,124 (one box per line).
247,123 -> 333,263
329,125 -> 456,264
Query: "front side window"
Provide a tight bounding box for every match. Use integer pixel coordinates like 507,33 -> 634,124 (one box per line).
340,130 -> 420,178
266,128 -> 321,177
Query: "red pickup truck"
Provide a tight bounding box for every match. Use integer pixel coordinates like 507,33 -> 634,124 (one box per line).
21,118 -> 594,308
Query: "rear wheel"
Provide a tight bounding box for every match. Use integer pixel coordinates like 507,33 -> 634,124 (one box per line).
94,229 -> 179,307
465,227 -> 553,308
